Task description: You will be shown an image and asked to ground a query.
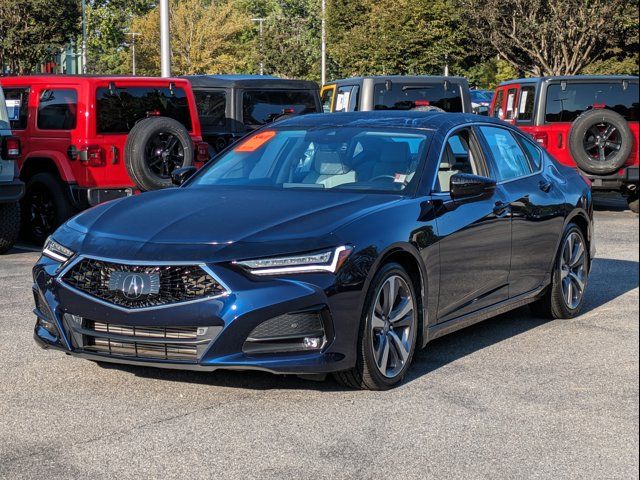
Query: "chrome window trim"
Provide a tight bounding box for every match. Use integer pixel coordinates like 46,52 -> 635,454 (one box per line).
56,255 -> 231,313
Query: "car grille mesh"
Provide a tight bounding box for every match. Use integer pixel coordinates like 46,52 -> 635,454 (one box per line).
63,258 -> 226,309
82,320 -> 198,361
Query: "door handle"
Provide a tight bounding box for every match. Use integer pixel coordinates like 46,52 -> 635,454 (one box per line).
493,201 -> 511,217
539,180 -> 552,193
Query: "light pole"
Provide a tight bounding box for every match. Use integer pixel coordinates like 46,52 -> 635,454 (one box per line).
81,0 -> 87,73
252,18 -> 266,75
126,32 -> 141,75
321,0 -> 326,85
160,0 -> 171,77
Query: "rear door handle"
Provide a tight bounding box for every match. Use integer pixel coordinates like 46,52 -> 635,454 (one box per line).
539,180 -> 552,193
493,201 -> 511,217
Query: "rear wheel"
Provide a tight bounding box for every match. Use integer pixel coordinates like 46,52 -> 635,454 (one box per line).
22,173 -> 75,245
530,224 -> 589,319
334,263 -> 418,390
0,202 -> 20,253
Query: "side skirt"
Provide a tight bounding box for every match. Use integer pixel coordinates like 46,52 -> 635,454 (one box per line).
424,286 -> 546,344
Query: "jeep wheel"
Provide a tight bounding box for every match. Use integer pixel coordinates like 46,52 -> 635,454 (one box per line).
0,202 -> 20,253
568,109 -> 633,175
125,117 -> 194,191
22,173 -> 76,244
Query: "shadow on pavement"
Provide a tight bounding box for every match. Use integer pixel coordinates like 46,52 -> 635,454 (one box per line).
593,192 -> 632,212
93,258 -> 639,392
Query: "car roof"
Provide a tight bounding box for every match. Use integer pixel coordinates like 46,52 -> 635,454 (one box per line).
497,75 -> 639,87
0,74 -> 191,85
326,75 -> 468,86
273,111 -> 506,132
182,74 -> 319,89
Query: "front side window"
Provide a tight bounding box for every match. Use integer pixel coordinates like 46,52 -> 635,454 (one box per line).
321,87 -> 335,113
492,89 -> 504,118
242,90 -> 317,127
517,86 -> 536,122
37,89 -> 77,130
193,90 -> 226,129
435,129 -> 485,192
192,127 -> 430,194
96,86 -> 192,134
3,87 -> 29,130
545,82 -> 640,123
373,82 -> 463,112
479,126 -> 533,181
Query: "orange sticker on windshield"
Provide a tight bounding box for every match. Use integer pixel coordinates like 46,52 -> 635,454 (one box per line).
234,130 -> 276,152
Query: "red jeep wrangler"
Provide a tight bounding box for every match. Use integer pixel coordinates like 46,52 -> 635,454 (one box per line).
1,75 -> 209,242
490,75 -> 639,212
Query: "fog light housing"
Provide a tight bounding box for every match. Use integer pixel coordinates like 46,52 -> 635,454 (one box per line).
242,307 -> 330,354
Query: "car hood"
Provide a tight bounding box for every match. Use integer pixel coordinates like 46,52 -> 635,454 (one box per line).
60,186 -> 401,263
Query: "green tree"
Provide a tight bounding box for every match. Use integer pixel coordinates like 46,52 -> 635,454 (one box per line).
0,0 -> 81,73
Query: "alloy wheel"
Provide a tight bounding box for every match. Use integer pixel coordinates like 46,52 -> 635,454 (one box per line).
29,186 -> 56,240
583,122 -> 622,163
560,231 -> 588,310
144,132 -> 186,178
370,275 -> 416,378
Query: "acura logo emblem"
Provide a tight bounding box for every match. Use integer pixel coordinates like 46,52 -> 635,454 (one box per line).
108,271 -> 160,299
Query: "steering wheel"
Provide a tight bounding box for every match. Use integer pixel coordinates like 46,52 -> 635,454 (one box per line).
369,174 -> 396,183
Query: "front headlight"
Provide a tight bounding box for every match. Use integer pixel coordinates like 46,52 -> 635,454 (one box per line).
42,237 -> 74,263
235,245 -> 353,275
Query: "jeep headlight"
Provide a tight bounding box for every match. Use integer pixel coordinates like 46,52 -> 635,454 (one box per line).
42,237 -> 74,263
235,246 -> 352,275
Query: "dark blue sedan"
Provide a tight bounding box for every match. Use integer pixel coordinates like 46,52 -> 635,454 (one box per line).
33,112 -> 594,390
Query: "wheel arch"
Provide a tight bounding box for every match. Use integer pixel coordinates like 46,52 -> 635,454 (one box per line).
20,154 -> 75,184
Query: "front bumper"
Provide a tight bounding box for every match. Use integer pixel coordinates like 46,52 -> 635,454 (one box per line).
32,255 -> 360,375
0,178 -> 25,203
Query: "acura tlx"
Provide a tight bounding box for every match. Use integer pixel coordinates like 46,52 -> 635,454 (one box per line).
32,112 -> 593,390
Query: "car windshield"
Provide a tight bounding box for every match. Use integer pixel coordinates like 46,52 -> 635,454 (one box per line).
192,126 -> 430,193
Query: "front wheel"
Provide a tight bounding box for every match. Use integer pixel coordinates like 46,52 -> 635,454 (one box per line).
530,224 -> 589,319
334,263 -> 418,390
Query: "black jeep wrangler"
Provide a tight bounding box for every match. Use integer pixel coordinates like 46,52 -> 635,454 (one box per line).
183,75 -> 322,155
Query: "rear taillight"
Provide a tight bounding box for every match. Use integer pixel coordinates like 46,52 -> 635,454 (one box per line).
195,141 -> 210,163
78,145 -> 105,166
532,132 -> 548,148
2,136 -> 21,159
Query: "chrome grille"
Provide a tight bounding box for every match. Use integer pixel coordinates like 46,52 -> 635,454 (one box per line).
81,320 -> 201,361
62,258 -> 226,309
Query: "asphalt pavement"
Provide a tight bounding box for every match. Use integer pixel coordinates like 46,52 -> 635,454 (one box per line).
0,194 -> 637,480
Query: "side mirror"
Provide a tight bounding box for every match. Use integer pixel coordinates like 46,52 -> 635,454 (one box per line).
450,173 -> 496,200
171,166 -> 197,186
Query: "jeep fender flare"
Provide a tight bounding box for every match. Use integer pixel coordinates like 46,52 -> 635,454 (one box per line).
20,152 -> 76,183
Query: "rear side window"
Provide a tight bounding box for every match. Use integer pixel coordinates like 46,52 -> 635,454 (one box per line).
373,82 -> 463,112
480,126 -> 533,181
193,90 -> 226,129
37,89 -> 77,130
505,88 -> 517,120
3,87 -> 30,130
492,89 -> 504,118
242,90 -> 317,127
96,86 -> 192,134
519,136 -> 542,170
335,85 -> 360,112
545,82 -> 640,122
517,86 -> 535,122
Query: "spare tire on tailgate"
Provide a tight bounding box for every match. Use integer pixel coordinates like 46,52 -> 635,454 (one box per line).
568,108 -> 632,175
125,116 -> 194,191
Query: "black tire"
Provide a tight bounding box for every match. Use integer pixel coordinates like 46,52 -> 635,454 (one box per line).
22,173 -> 76,245
530,224 -> 589,319
627,193 -> 639,213
125,116 -> 194,191
0,201 -> 20,253
334,263 -> 419,390
568,109 -> 632,175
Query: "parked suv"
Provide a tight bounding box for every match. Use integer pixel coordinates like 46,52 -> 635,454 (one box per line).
1,75 -> 208,243
321,76 -> 473,113
490,75 -> 639,212
0,83 -> 24,253
183,75 -> 321,155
